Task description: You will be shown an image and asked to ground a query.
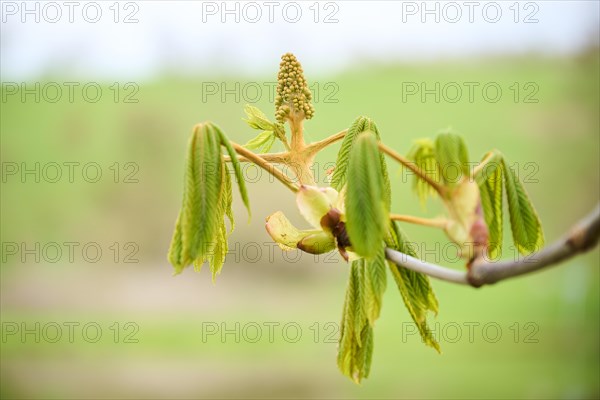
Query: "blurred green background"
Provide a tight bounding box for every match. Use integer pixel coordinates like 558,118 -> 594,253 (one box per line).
1,50 -> 599,399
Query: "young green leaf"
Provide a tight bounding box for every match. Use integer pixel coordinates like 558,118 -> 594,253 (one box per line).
337,260 -> 373,384
474,150 -> 503,186
167,123 -> 251,278
386,221 -> 440,352
353,324 -> 374,382
434,131 -> 469,187
244,130 -> 277,154
214,124 -> 251,216
243,104 -> 276,131
167,211 -> 184,271
337,260 -> 359,377
180,123 -> 222,268
407,138 -> 441,207
330,116 -> 391,209
345,131 -> 388,259
204,156 -> 234,281
478,154 -> 504,259
223,162 -> 234,231
502,159 -> 544,255
363,247 -> 387,324
331,117 -> 373,191
354,260 -> 367,343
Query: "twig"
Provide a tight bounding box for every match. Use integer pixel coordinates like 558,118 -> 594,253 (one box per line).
390,214 -> 448,229
231,143 -> 299,193
385,204 -> 600,287
224,152 -> 289,164
305,129 -> 348,157
379,142 -> 446,197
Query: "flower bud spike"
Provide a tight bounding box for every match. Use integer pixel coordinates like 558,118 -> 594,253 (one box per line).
275,53 -> 315,124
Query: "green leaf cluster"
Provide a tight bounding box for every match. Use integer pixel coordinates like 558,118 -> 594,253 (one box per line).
167,122 -> 250,280
335,116 -> 441,383
475,152 -> 544,257
242,105 -> 286,153
337,247 -> 386,383
407,132 -> 544,259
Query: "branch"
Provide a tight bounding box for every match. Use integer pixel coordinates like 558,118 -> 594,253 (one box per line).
385,248 -> 469,284
385,204 -> 600,287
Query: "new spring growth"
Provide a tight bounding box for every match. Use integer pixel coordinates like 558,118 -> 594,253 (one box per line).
275,53 -> 315,123
167,52 -> 545,384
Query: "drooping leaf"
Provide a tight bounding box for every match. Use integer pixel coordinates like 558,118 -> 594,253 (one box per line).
205,156 -> 233,281
206,220 -> 228,281
386,221 -> 440,352
354,260 -> 367,343
337,260 -> 373,384
167,122 -> 251,278
331,116 -> 391,209
167,211 -> 184,270
353,324 -> 374,381
345,131 -> 388,259
223,162 -> 234,231
478,154 -> 504,259
407,139 -> 441,207
434,131 -> 469,187
338,260 -> 359,376
502,159 -> 544,255
363,246 -> 387,324
214,124 -> 251,216
178,123 -> 222,271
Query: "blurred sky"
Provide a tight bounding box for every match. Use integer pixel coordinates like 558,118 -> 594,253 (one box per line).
1,0 -> 599,81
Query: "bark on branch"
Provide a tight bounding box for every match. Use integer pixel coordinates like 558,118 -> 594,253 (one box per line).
385,204 -> 600,287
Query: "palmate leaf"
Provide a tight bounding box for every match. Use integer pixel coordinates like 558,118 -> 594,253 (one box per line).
167,122 -> 250,278
502,159 -> 544,255
385,221 -> 440,352
345,131 -> 388,259
434,131 -> 469,187
477,151 -> 504,259
330,116 -> 391,208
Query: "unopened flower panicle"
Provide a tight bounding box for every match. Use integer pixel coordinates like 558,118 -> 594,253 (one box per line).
275,52 -> 315,123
